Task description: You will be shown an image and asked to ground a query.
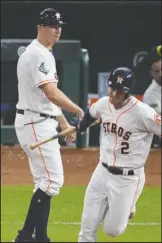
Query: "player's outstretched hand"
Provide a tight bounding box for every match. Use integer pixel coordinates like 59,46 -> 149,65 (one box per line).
77,108 -> 84,119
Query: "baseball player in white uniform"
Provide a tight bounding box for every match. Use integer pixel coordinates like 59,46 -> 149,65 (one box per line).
143,47 -> 161,115
143,49 -> 161,148
14,8 -> 84,242
71,67 -> 161,242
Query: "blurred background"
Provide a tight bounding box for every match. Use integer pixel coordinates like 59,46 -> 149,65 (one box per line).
1,0 -> 161,147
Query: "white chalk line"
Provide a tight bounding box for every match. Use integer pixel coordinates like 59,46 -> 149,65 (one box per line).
1,221 -> 160,226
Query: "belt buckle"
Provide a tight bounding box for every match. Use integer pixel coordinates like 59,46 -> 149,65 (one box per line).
122,168 -> 130,176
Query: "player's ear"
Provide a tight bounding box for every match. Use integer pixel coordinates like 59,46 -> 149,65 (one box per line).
37,25 -> 41,32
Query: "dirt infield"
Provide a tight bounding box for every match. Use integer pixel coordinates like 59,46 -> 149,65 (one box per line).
1,146 -> 161,186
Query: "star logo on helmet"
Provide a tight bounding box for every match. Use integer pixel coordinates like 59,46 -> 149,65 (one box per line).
117,77 -> 124,84
55,12 -> 61,20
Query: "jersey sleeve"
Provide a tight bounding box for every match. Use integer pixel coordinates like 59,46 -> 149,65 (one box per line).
140,105 -> 161,136
143,93 -> 156,106
31,52 -> 57,88
89,97 -> 107,119
143,92 -> 160,112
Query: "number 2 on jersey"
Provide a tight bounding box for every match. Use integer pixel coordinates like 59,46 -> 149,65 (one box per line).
121,142 -> 129,154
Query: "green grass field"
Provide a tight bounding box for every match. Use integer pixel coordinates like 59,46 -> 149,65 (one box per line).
1,185 -> 161,242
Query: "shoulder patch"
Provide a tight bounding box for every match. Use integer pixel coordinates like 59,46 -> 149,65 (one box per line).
154,113 -> 161,125
38,62 -> 49,75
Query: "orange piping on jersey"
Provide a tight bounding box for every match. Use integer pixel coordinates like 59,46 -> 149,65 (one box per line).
31,119 -> 52,193
46,181 -> 52,193
36,79 -> 56,87
113,99 -> 139,167
129,176 -> 140,216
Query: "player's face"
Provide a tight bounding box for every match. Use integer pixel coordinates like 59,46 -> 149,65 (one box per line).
41,25 -> 62,45
108,87 -> 126,108
150,60 -> 162,85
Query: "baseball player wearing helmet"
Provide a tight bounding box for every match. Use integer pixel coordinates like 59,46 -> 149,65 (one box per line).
71,67 -> 161,242
13,8 -> 84,242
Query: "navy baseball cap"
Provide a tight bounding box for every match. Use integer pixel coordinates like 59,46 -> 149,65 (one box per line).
38,8 -> 66,27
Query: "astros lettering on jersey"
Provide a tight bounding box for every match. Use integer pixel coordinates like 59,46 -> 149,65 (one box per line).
89,96 -> 161,169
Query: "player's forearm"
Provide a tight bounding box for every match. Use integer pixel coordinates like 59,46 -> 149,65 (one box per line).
41,82 -> 84,117
56,113 -> 70,130
50,89 -> 81,114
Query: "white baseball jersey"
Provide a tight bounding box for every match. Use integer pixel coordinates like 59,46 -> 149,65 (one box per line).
16,39 -> 62,116
143,79 -> 161,114
89,96 -> 161,169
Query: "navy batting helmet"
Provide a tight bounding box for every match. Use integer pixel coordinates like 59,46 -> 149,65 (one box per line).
38,8 -> 66,27
107,67 -> 135,95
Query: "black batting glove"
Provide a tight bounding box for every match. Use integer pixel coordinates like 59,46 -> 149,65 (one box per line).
70,116 -> 87,133
70,116 -> 81,131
